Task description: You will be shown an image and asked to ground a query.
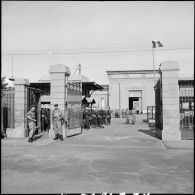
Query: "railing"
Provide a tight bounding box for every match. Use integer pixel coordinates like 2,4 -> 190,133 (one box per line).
179,80 -> 194,140
155,78 -> 163,130
147,106 -> 155,122
1,88 -> 15,131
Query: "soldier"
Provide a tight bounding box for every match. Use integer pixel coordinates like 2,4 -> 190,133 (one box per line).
106,109 -> 111,125
97,110 -> 104,128
27,105 -> 36,143
52,104 -> 63,141
132,107 -> 136,125
92,109 -> 97,128
102,109 -> 107,125
125,108 -> 130,124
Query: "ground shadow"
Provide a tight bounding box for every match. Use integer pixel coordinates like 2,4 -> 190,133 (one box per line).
66,132 -> 82,138
138,129 -> 160,139
33,134 -> 43,141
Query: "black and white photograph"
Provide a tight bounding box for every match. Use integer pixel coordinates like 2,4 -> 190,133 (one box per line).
1,1 -> 194,194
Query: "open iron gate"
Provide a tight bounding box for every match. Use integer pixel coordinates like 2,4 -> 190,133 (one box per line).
26,87 -> 42,136
1,88 -> 15,132
155,77 -> 163,131
65,80 -> 82,137
179,80 -> 194,140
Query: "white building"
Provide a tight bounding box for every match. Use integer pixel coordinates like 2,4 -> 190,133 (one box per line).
107,70 -> 160,114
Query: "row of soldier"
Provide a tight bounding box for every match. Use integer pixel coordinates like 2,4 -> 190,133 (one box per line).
82,107 -> 111,129
27,104 -> 112,143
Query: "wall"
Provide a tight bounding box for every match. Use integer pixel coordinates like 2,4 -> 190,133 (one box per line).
90,85 -> 109,109
108,73 -> 158,113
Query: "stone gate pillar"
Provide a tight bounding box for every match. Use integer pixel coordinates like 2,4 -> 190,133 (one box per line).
49,64 -> 71,139
160,61 -> 181,140
7,78 -> 29,138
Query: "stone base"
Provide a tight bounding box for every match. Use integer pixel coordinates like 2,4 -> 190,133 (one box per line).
155,128 -> 162,139
48,128 -> 55,139
162,130 -> 181,140
6,128 -> 25,138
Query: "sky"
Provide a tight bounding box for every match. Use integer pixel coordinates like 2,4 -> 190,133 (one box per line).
2,1 -> 194,84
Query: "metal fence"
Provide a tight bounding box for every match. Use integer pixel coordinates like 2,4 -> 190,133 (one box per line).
179,80 -> 194,140
147,106 -> 155,122
155,78 -> 163,130
1,88 -> 15,131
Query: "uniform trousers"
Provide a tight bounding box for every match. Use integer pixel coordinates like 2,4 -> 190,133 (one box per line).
28,121 -> 36,138
53,120 -> 63,135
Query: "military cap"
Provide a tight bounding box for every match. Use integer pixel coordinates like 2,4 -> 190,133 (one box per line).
54,103 -> 58,107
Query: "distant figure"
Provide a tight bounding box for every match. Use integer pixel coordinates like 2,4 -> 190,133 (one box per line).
85,107 -> 91,129
97,110 -> 104,128
41,108 -> 47,131
52,104 -> 63,141
92,109 -> 97,128
27,105 -> 36,143
125,109 -> 130,124
102,110 -> 107,125
131,107 -> 136,125
106,110 -> 111,125
45,108 -> 50,131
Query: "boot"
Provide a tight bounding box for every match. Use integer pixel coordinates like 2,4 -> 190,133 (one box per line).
28,137 -> 33,143
59,135 -> 63,141
53,134 -> 59,140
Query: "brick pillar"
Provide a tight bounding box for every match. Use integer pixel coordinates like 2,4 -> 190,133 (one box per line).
6,78 -> 29,138
160,61 -> 181,140
49,64 -> 70,139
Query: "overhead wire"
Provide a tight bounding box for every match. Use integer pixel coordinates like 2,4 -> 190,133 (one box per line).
1,46 -> 194,56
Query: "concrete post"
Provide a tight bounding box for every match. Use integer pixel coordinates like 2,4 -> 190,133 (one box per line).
49,64 -> 71,139
160,61 -> 181,140
6,78 -> 29,138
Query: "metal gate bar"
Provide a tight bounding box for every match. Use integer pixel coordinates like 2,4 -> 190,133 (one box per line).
1,88 -> 15,130
179,80 -> 194,140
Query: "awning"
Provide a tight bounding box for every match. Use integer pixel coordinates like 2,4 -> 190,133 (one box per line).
29,80 -> 104,98
82,81 -> 104,97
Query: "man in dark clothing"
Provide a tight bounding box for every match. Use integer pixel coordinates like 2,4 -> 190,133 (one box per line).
106,110 -> 111,125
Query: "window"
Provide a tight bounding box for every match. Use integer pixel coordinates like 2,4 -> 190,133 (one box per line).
101,98 -> 105,108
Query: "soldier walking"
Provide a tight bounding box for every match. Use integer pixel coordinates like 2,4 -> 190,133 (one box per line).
27,105 -> 36,143
52,104 -> 63,141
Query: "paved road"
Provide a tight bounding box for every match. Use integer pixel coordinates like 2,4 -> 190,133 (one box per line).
1,115 -> 194,193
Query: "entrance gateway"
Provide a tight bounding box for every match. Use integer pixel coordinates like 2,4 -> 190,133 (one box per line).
128,90 -> 142,114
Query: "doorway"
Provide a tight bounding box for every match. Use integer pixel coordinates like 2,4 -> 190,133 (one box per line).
129,97 -> 139,113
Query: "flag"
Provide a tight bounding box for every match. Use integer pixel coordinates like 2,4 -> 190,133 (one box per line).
152,41 -> 156,48
152,41 -> 163,48
157,41 -> 163,47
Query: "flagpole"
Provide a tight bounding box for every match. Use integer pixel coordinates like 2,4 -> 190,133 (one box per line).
152,47 -> 156,88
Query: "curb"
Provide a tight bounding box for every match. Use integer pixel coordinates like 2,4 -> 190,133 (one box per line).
162,140 -> 194,150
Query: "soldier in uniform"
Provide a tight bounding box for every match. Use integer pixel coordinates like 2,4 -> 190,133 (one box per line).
27,105 -> 36,143
92,109 -> 97,128
52,104 -> 63,141
97,110 -> 104,128
106,109 -> 111,125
